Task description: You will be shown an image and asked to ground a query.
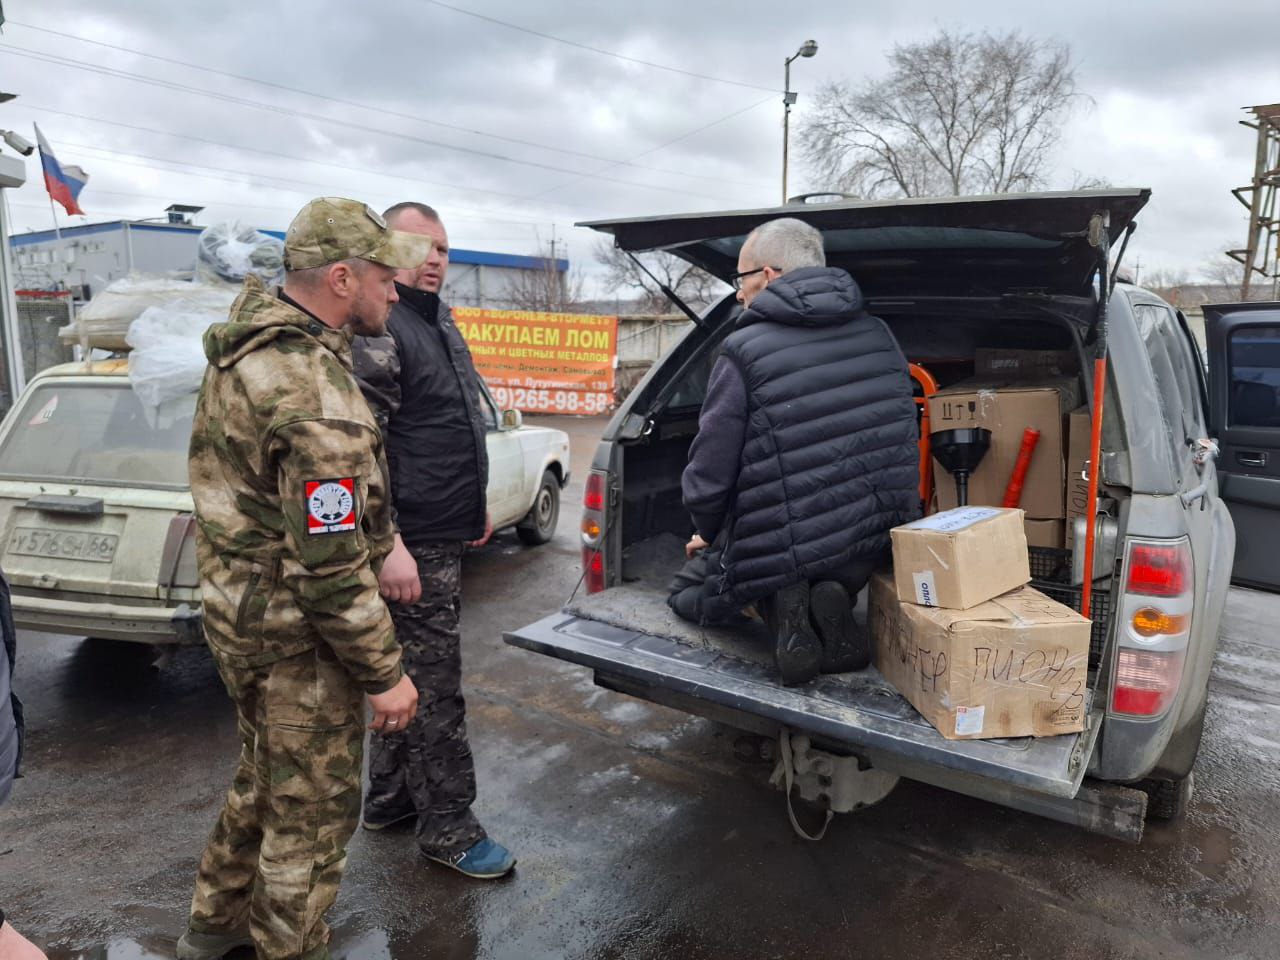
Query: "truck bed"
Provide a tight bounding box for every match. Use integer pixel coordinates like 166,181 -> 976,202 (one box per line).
511,572 -> 1101,800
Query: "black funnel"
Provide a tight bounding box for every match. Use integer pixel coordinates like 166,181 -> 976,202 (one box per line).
930,427 -> 992,506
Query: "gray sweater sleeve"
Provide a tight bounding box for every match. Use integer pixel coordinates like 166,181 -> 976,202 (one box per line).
682,356 -> 748,542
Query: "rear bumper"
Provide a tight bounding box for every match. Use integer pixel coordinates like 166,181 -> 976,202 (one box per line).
10,592 -> 203,645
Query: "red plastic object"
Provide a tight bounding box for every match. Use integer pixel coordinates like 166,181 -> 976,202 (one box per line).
1001,427 -> 1041,508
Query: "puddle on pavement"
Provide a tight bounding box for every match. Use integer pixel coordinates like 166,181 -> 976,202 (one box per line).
41,929 -> 456,960
43,941 -> 206,960
1194,821 -> 1239,881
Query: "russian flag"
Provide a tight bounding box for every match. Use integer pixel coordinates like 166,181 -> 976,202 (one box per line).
34,124 -> 88,217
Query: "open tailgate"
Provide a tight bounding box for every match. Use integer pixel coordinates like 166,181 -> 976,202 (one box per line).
505,587 -> 1102,799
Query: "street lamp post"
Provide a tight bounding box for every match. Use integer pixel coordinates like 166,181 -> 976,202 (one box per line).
781,39 -> 818,205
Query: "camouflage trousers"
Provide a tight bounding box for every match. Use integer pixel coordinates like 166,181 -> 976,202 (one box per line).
189,642 -> 363,960
365,540 -> 485,858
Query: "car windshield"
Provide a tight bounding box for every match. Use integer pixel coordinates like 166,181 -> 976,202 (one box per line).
0,381 -> 195,488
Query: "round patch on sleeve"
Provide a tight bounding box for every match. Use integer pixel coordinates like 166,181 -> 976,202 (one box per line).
306,478 -> 357,534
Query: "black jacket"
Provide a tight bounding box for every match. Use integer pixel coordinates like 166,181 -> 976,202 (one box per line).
1,570 -> 23,806
683,266 -> 920,618
353,285 -> 489,544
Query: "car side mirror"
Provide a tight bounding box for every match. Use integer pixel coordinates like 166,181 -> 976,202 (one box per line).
501,408 -> 523,430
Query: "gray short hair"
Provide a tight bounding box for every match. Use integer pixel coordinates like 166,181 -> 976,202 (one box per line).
742,217 -> 825,273
383,201 -> 441,227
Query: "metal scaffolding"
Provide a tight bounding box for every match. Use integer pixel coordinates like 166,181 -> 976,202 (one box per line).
1228,103 -> 1280,300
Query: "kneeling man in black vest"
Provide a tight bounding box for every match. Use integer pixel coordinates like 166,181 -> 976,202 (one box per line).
668,217 -> 920,686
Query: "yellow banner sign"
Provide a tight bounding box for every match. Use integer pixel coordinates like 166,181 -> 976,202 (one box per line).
454,308 -> 616,415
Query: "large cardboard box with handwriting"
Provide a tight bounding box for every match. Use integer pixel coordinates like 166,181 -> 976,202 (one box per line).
869,573 -> 1091,740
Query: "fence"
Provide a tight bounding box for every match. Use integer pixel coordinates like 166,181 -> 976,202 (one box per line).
615,314 -> 693,400
1,291 -> 76,418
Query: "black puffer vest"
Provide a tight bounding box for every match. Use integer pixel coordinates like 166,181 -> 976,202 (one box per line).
384,287 -> 489,544
706,266 -> 919,617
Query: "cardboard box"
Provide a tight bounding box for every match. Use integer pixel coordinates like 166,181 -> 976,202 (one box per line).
869,573 -> 1092,740
1025,518 -> 1065,550
1065,406 -> 1092,549
928,377 -> 1081,518
890,506 -> 1030,610
974,348 -> 1077,381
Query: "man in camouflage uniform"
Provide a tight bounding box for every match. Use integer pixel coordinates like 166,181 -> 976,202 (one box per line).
177,197 -> 427,960
351,202 -> 515,879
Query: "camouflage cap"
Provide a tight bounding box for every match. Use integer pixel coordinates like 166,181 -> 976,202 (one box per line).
284,197 -> 432,271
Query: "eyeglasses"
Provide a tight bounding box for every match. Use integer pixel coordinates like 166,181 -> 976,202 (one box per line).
729,266 -> 779,291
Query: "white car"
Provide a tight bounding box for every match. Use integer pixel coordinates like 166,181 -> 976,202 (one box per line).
0,360 -> 570,646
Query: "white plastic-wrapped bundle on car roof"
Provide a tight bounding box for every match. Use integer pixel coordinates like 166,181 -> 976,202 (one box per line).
59,274 -> 237,352
125,301 -> 224,413
196,221 -> 285,288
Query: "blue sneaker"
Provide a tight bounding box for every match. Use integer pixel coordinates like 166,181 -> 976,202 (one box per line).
425,837 -> 516,879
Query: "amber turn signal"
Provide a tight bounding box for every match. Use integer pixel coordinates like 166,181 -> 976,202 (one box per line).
1131,607 -> 1187,638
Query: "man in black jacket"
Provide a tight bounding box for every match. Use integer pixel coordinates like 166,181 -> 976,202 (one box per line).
352,202 -> 514,879
668,217 -> 919,686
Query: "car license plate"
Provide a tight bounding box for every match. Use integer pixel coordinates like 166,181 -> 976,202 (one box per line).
6,526 -> 120,563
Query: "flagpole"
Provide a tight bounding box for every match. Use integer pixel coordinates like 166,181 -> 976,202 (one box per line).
46,188 -> 65,285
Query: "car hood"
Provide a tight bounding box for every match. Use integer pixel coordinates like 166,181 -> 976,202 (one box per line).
580,189 -> 1150,298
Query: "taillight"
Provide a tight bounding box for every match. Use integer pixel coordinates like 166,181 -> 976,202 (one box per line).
1111,537 -> 1193,718
584,472 -> 605,512
581,470 -> 609,594
1131,607 -> 1188,638
1113,649 -> 1184,716
160,514 -> 200,590
582,546 -> 605,594
1126,543 -> 1190,597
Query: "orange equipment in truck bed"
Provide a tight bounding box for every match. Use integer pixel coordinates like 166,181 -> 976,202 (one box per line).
909,362 -> 939,509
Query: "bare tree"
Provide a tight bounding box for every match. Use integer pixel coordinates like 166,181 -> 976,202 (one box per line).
1200,256 -> 1246,301
505,241 -> 587,313
1128,247 -> 1276,309
595,241 -> 725,315
800,30 -> 1086,198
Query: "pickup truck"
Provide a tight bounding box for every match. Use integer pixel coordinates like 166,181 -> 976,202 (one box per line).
505,190 -> 1280,843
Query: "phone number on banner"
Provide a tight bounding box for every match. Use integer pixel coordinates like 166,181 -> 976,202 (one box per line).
492,386 -> 612,414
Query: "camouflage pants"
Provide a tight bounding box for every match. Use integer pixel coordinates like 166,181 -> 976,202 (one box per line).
365,540 -> 485,858
189,643 -> 363,960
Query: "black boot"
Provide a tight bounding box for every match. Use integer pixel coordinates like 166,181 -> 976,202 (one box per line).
810,580 -> 870,673
762,582 -> 823,686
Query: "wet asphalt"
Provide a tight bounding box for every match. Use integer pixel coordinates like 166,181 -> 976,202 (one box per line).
2,413 -> 1279,960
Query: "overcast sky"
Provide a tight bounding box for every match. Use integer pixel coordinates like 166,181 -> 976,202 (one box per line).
2,0 -> 1277,290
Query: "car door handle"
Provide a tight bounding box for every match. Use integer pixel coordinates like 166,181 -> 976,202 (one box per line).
1237,451 -> 1268,468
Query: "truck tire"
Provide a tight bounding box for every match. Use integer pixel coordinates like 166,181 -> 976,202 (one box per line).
1143,772 -> 1194,821
517,470 -> 560,546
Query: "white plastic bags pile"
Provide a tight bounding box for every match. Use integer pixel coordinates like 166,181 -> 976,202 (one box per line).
60,275 -> 237,352
196,222 -> 286,288
125,302 -> 223,411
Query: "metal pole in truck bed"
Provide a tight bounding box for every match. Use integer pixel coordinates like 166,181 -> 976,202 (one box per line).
1080,213 -> 1111,618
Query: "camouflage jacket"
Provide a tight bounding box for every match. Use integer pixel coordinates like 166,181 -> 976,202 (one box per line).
188,275 -> 402,693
